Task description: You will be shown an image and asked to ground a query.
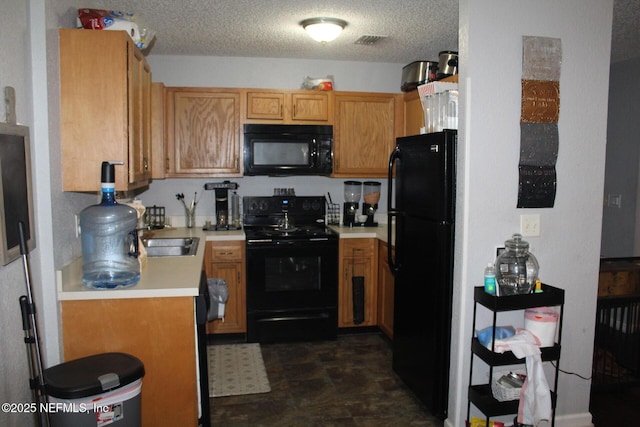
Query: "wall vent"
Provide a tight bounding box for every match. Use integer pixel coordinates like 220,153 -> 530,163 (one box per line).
354,35 -> 388,45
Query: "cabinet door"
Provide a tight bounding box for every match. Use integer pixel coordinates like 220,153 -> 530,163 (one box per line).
403,90 -> 425,136
246,91 -> 285,120
290,92 -> 331,122
377,241 -> 394,339
333,92 -> 399,177
205,241 -> 246,334
166,88 -> 242,176
60,29 -> 150,192
130,48 -> 152,183
339,238 -> 378,327
207,261 -> 246,334
150,82 -> 165,179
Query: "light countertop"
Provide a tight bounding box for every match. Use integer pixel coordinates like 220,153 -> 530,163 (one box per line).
330,223 -> 390,243
57,227 -> 245,301
58,224 -> 391,301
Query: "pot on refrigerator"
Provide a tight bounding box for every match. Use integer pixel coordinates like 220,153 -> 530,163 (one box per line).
436,51 -> 458,79
401,60 -> 439,92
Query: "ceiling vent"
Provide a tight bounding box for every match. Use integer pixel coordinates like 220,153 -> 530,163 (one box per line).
354,35 -> 388,45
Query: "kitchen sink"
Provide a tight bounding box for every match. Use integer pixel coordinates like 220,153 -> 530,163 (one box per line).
141,237 -> 200,257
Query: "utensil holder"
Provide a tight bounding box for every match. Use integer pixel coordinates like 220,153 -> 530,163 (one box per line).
327,204 -> 340,225
185,207 -> 196,228
145,205 -> 165,229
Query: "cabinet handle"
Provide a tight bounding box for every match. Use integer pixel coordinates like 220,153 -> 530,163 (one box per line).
143,158 -> 149,171
280,104 -> 283,117
237,271 -> 240,283
292,104 -> 296,118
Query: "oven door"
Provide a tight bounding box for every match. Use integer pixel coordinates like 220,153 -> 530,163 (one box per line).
246,238 -> 338,342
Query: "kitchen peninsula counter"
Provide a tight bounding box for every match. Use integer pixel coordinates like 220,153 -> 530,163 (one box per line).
57,227 -> 245,301
57,226 -> 245,427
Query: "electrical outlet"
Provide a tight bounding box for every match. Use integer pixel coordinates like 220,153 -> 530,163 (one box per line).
520,214 -> 540,237
74,214 -> 81,238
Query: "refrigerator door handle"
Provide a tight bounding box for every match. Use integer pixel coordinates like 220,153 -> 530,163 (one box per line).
387,147 -> 402,275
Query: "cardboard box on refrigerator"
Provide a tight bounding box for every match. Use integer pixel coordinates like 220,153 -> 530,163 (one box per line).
417,81 -> 459,98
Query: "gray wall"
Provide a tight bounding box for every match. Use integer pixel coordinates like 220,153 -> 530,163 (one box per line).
0,2 -> 36,425
601,56 -> 640,257
0,1 -> 97,425
450,1 -> 611,425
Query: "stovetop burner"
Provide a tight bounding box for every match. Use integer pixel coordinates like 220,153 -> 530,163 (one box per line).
243,195 -> 336,241
245,224 -> 336,240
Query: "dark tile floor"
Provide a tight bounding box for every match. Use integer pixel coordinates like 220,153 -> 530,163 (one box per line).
210,333 -> 443,426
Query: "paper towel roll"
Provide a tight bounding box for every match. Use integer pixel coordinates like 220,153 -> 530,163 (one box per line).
524,307 -> 559,347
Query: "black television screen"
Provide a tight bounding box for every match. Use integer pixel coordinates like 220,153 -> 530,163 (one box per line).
0,122 -> 35,265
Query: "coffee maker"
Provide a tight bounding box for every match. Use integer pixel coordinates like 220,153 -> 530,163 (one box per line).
204,181 -> 240,230
362,181 -> 381,227
343,181 -> 362,227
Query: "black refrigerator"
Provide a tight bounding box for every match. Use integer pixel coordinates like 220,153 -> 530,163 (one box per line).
387,130 -> 456,420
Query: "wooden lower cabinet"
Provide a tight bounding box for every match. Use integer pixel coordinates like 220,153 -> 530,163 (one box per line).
61,297 -> 198,427
205,240 -> 246,334
377,241 -> 394,339
338,238 -> 378,327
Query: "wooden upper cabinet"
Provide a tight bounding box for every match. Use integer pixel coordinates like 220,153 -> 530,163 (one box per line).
333,92 -> 401,177
150,82 -> 166,180
245,89 -> 333,123
165,87 -> 242,177
402,90 -> 425,137
290,92 -> 332,122
60,29 -> 152,192
130,48 -> 152,183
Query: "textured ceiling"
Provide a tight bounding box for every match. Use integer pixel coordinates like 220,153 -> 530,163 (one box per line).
97,0 -> 637,64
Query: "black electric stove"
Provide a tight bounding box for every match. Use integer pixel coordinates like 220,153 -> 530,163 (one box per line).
243,196 -> 338,343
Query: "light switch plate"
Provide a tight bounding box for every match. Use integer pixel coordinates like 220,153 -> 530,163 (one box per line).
520,214 -> 541,237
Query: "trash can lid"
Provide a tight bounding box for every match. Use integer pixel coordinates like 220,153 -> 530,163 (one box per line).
44,352 -> 145,399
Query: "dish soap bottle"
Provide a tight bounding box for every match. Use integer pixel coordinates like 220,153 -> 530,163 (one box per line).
80,161 -> 140,289
484,263 -> 496,295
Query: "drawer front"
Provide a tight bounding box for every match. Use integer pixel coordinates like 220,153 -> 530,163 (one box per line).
340,238 -> 375,258
209,241 -> 244,261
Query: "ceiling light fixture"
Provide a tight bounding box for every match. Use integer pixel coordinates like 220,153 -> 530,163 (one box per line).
300,17 -> 347,43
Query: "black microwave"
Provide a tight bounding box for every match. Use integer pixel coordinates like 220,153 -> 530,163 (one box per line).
243,124 -> 333,176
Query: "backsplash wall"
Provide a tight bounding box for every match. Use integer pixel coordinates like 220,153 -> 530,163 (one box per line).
138,175 -> 390,227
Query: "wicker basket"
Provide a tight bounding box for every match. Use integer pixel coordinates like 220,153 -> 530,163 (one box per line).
491,370 -> 525,402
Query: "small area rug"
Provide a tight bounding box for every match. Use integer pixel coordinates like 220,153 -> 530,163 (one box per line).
207,343 -> 271,397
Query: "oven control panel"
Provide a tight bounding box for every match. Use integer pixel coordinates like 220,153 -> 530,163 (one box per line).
244,196 -> 324,216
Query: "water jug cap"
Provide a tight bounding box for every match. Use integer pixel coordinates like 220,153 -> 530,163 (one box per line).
101,161 -> 115,184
